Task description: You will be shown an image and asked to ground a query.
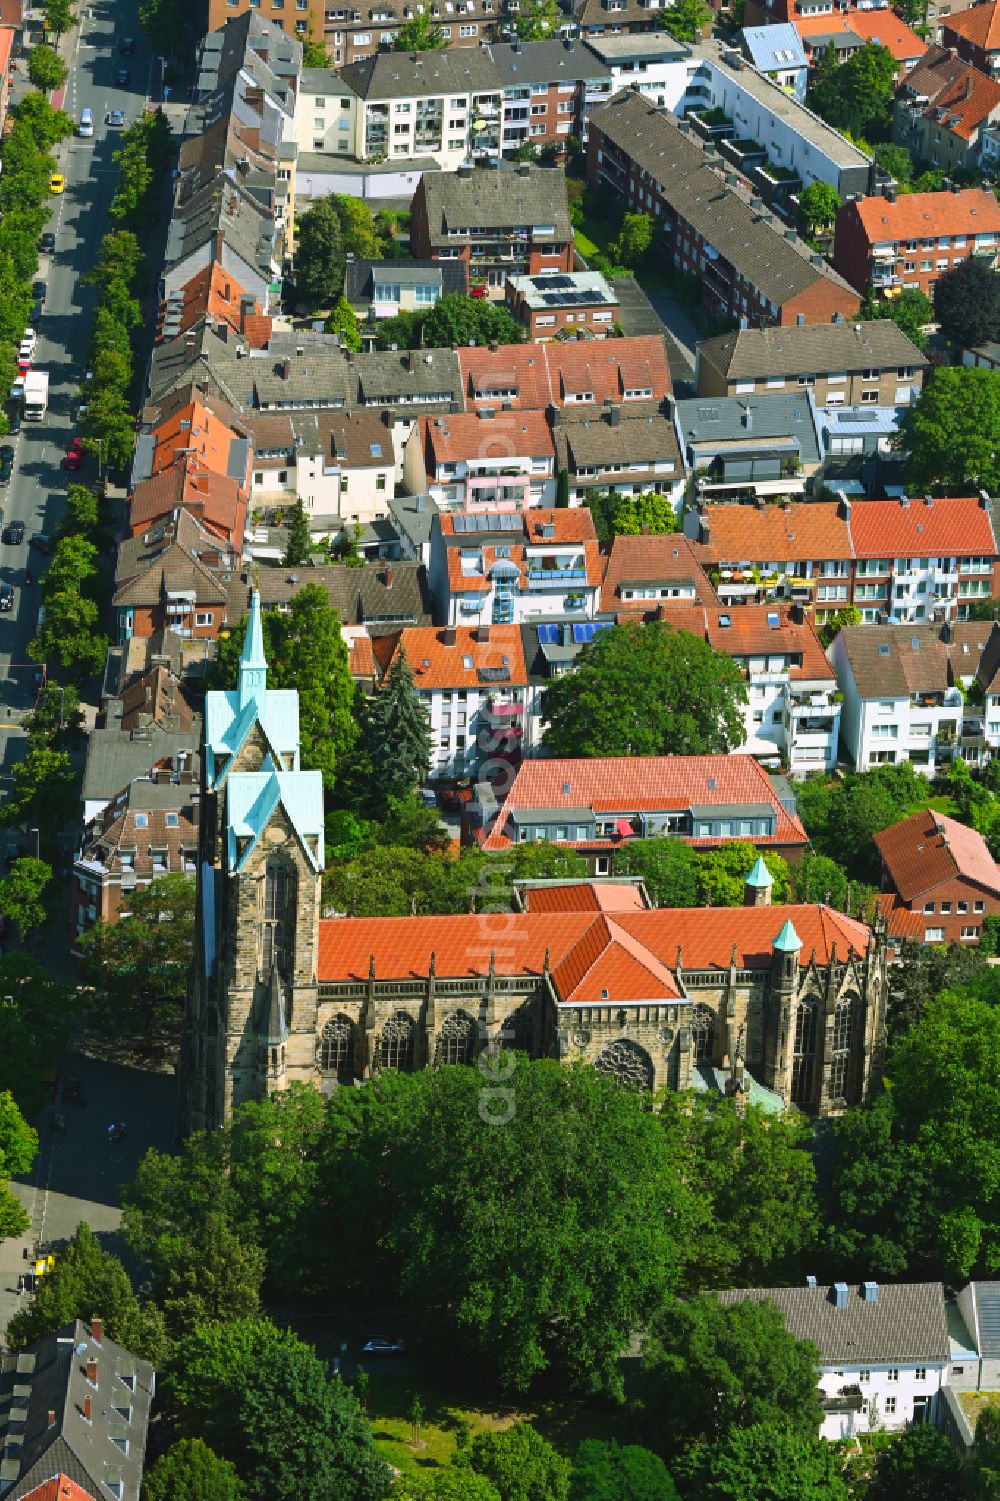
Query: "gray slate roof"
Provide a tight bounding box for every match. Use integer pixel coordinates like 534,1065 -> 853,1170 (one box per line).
698,318 -> 927,382
554,405 -> 682,472
164,174 -> 276,282
419,165 -> 572,242
718,1283 -> 950,1366
836,622 -> 993,698
590,92 -> 858,309
488,37 -> 611,86
966,1283 -> 1000,1357
582,32 -> 692,61
674,391 -> 821,464
0,1318 -> 155,1500
337,46 -> 502,101
82,725 -> 201,805
345,256 -> 468,305
231,561 -> 434,630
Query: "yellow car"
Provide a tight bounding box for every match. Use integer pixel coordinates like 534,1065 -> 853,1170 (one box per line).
49,174 -> 65,194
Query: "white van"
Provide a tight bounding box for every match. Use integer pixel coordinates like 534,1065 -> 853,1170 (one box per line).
78,109 -> 93,137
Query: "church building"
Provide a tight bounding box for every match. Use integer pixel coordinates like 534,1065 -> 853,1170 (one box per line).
180,599 -> 889,1133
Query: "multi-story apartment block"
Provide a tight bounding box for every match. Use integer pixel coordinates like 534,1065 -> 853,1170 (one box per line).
457,334 -> 673,409
587,92 -> 862,327
245,408 -> 396,525
829,620 -> 997,773
411,162 -> 574,292
674,392 -> 823,501
428,507 -> 602,626
488,37 -> 614,149
575,0 -> 664,41
72,779 -> 199,939
848,495 -> 999,624
581,32 -> 694,107
941,0 -> 1000,77
695,318 -> 927,406
552,402 -> 685,507
875,808 -> 1000,946
207,0 -> 498,69
405,409 -> 557,509
505,270 -> 621,339
892,46 -> 1000,175
834,186 -> 1000,298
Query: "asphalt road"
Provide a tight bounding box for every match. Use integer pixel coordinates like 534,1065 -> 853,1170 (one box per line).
0,1 -> 153,788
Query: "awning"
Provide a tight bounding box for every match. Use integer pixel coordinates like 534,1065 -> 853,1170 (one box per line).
614,819 -> 635,838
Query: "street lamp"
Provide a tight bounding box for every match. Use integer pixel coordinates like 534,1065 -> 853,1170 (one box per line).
29,827 -> 39,860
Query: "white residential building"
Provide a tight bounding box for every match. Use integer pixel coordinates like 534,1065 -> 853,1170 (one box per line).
404,410 -> 557,511
429,508 -> 602,627
720,1281 -> 950,1441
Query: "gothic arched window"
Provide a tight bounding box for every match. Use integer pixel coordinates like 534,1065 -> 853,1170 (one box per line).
830,992 -> 860,1103
318,1015 -> 355,1080
261,860 -> 295,979
376,1012 -> 416,1072
500,1004 -> 534,1054
791,996 -> 819,1107
435,1010 -> 478,1066
594,1039 -> 654,1092
691,1005 -> 717,1063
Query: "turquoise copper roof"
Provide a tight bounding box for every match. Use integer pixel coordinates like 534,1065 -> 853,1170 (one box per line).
226,759 -> 325,873
745,855 -> 773,888
772,918 -> 803,953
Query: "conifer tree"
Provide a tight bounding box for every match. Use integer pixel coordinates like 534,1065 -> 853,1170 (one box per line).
362,648 -> 432,802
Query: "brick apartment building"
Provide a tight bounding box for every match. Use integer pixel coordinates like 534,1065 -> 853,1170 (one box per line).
834,186 -> 1000,297
695,318 -> 927,406
941,0 -> 1000,78
505,270 -> 621,339
587,91 -> 861,327
875,808 -> 1000,945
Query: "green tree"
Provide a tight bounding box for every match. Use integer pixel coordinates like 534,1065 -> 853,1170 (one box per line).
637,1295 -> 823,1456
934,257 -> 1000,352
165,1317 -> 391,1501
543,621 -> 748,758
861,286 -> 933,351
795,763 -> 925,884
403,1461 -> 502,1501
0,857 -> 52,944
817,604 -> 861,647
4,745 -> 78,858
976,1407 -> 1000,1498
611,212 -> 654,268
789,851 -> 848,910
138,0 -> 189,53
678,1423 -> 848,1501
301,29 -> 330,65
696,843 -> 790,907
157,1208 -> 266,1340
359,647 -> 431,805
873,141 -> 914,188
886,935 -> 990,1041
294,197 -> 346,308
212,586 -> 357,792
0,1091 -> 35,1242
395,11 -> 446,47
43,0 -> 75,36
374,306 -> 423,352
324,845 -> 484,917
325,293 -> 362,351
808,41 -> 896,139
334,195 -> 390,260
6,1222 -> 166,1362
513,0 -> 561,39
27,45 -> 68,91
570,1440 -> 678,1501
77,872 -> 195,1057
422,293 -> 525,348
863,1424 -> 979,1501
798,181 -> 840,232
660,0 -> 711,39
31,590 -> 109,678
143,1439 -> 245,1501
283,499 -> 311,566
611,492 -> 678,536
470,1424 -> 572,1501
0,954 -> 75,1116
615,838 -> 699,907
901,366 -> 1000,495
318,1061 -> 701,1395
8,90 -> 73,150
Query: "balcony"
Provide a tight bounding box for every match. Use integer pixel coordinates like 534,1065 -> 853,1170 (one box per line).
688,107 -> 734,141
791,718 -> 836,737
488,701 -> 524,717
526,565 -> 589,583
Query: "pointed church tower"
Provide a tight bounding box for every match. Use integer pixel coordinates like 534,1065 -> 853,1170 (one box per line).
179,589 -> 324,1135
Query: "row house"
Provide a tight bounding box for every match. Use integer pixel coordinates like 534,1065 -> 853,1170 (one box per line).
72,779 -> 199,938
113,509 -> 241,644
504,271 -> 621,340
875,807 -> 1000,946
942,0 -> 1000,76
674,391 -> 823,502
404,409 -> 557,510
206,0 -> 496,68
551,401 -> 684,507
792,7 -> 926,77
161,174 -> 283,312
458,333 -> 673,409
344,256 -> 468,321
587,91 -> 862,328
410,162 -> 574,293
829,619 -> 998,773
599,532 -> 722,617
479,752 -> 811,864
428,506 -> 602,627
378,622 -> 536,775
129,465 -> 248,555
892,46 -> 1000,175
848,494 -> 999,624
695,318 -> 927,407
301,49 -> 503,171
488,37 -> 615,150
244,407 -> 395,525
834,186 -> 1000,298
156,261 -> 273,348
251,559 -> 434,631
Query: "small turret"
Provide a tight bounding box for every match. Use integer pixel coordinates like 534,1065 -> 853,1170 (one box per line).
744,855 -> 773,907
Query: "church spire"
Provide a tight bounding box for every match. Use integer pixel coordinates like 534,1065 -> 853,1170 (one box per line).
239,590 -> 267,712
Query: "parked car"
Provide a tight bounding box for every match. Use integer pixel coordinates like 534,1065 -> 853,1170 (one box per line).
0,445 -> 14,484
31,281 -> 45,303
20,329 -> 36,352
6,520 -> 24,544
39,233 -> 55,254
361,1338 -> 407,1355
418,787 -> 437,808
30,532 -> 50,554
119,34 -> 136,53
48,173 -> 65,194
63,438 -> 82,471
0,584 -> 14,612
7,408 -> 22,435
9,377 -> 24,403
115,66 -> 129,84
29,299 -> 42,324
440,787 -> 461,810
106,109 -> 126,128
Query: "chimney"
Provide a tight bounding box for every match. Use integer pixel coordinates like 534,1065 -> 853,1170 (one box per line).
886,186 -> 897,203
239,295 -> 255,333
458,164 -> 473,179
47,1410 -> 56,1428
924,495 -> 933,507
839,496 -> 851,522
810,253 -> 824,268
831,1282 -> 849,1309
85,1358 -> 98,1384
518,162 -> 531,177
477,623 -> 491,643
214,229 -> 224,260
861,1280 -> 878,1302
83,1396 -> 93,1423
607,403 -> 620,427
790,601 -> 804,624
383,564 -> 393,589
281,358 -> 291,380
785,229 -> 796,242
805,1275 -> 817,1288
443,625 -> 457,646
741,404 -> 752,431
966,74 -> 974,99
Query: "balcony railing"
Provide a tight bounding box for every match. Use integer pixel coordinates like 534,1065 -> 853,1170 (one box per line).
526,566 -> 588,582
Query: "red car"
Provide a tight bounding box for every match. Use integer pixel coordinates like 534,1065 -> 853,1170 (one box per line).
469,285 -> 488,300
63,438 -> 83,471
16,354 -> 31,373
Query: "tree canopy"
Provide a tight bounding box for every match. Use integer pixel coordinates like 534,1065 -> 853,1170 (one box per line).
469,1424 -> 571,1501
0,1091 -> 35,1243
294,198 -> 345,308
143,1439 -> 246,1501
570,1440 -> 678,1501
0,953 -> 75,1116
542,621 -> 748,758
358,647 -> 432,805
934,257 -> 1000,353
798,182 -> 840,232
808,41 -> 897,140
900,366 -> 1000,496
660,0 -> 711,40
861,287 -> 932,351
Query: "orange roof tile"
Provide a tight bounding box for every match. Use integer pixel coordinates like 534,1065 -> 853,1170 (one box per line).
876,891 -> 927,940
348,634 -> 375,678
601,533 -> 719,614
700,603 -> 835,680
849,496 -> 996,558
520,881 -> 648,913
695,501 -> 851,564
943,0 -> 1000,51
316,904 -> 872,986
896,47 -> 1000,138
129,459 -> 246,549
875,808 -> 1000,901
423,409 -> 555,467
148,396 -> 247,483
440,508 -> 602,594
19,1480 -> 95,1501
851,187 -> 1000,240
0,26 -> 14,76
843,7 -> 927,60
386,625 -> 529,689
457,335 -> 672,409
483,753 -> 809,851
156,260 -> 259,343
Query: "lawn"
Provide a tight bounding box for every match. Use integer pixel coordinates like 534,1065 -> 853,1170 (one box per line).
364,1369 -> 631,1480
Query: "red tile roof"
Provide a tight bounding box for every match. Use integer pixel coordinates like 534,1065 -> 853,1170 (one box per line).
148,397 -> 248,484
457,335 -> 672,410
600,533 -> 719,614
483,754 -> 809,851
897,46 -> 1000,139
520,881 -> 648,913
695,501 -> 851,564
348,634 -> 375,679
441,508 -> 602,594
384,625 -> 529,689
876,891 -> 928,941
842,7 -> 927,60
0,27 -> 14,77
649,602 -> 834,682
849,496 -> 996,558
851,187 -> 1000,241
943,0 -> 1000,52
423,409 -> 555,468
129,459 -> 246,550
875,808 -> 1000,901
316,904 -> 872,986
20,1479 -> 95,1501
